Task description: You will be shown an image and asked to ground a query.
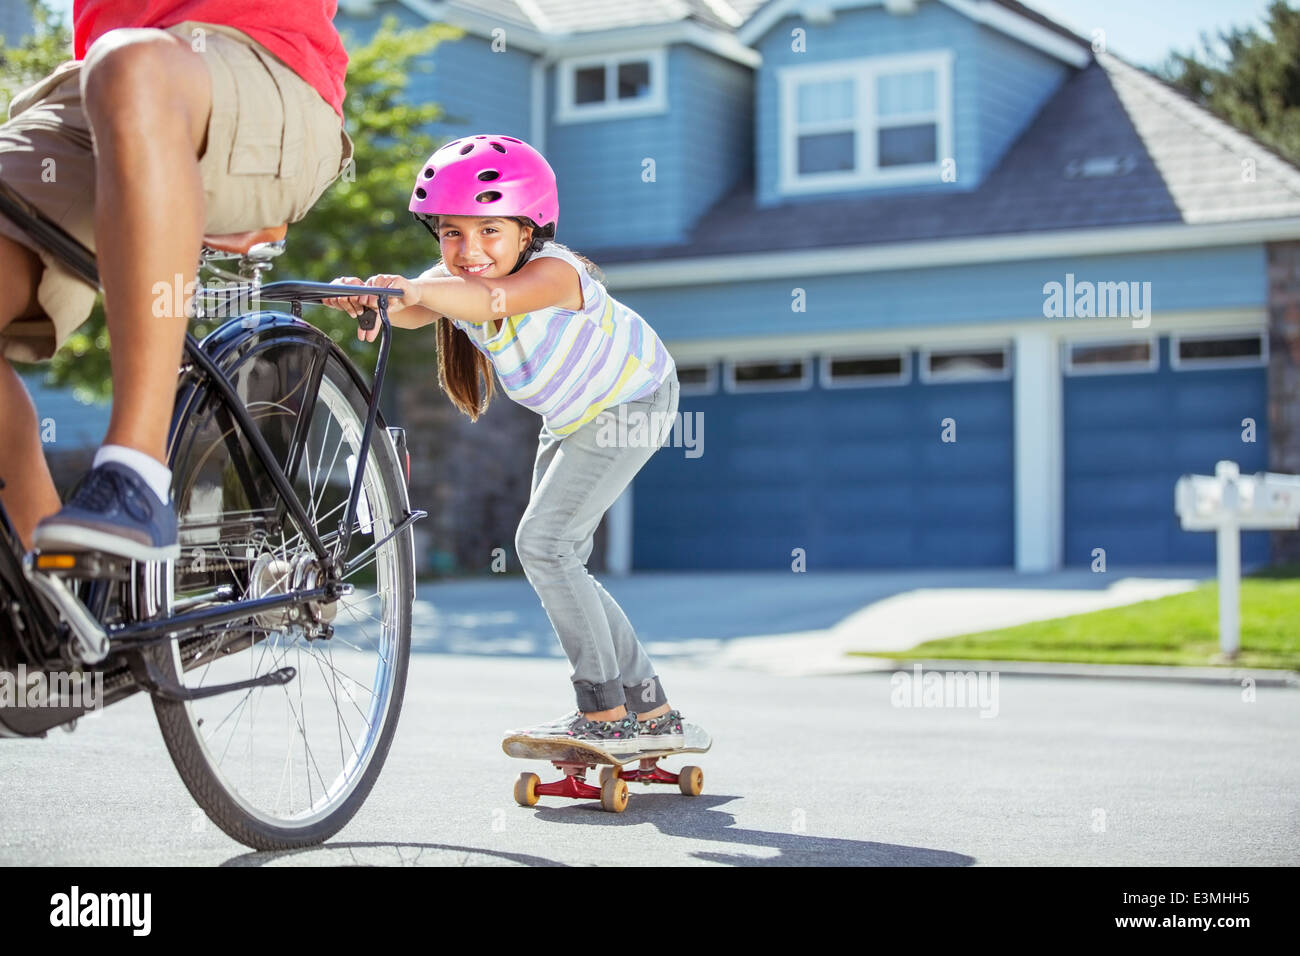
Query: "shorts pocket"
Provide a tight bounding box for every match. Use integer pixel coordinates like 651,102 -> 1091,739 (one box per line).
225,42 -> 299,179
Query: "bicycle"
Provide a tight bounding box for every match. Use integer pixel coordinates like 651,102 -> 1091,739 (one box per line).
0,177 -> 424,851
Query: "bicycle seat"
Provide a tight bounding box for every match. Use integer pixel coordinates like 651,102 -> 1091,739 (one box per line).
202,224 -> 288,254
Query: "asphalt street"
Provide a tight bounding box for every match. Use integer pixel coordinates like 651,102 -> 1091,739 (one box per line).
1,653 -> 1295,866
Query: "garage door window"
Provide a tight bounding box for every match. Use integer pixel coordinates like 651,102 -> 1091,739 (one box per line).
821,351 -> 909,388
724,358 -> 811,392
1064,338 -> 1156,375
920,346 -> 1010,383
676,362 -> 716,395
1171,332 -> 1267,370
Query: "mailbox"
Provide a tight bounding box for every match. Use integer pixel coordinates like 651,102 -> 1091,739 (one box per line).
1176,468 -> 1300,531
1174,461 -> 1300,658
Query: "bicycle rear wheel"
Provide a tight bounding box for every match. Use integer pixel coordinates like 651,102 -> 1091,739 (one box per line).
153,329 -> 413,850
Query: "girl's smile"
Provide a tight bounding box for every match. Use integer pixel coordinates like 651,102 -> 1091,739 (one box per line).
437,215 -> 532,280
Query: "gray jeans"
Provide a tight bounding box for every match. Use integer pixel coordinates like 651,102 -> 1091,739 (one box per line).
515,369 -> 680,713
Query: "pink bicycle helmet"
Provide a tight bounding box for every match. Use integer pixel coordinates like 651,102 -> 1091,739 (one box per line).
409,134 -> 558,242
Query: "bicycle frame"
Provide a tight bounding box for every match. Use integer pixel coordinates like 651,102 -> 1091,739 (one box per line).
0,176 -> 418,682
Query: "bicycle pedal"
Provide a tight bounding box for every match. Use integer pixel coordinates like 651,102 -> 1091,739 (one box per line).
31,550 -> 132,581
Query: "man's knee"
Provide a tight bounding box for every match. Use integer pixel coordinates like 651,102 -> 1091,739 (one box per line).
81,30 -> 210,150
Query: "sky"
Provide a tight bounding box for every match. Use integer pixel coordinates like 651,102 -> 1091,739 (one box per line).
36,0 -> 1277,69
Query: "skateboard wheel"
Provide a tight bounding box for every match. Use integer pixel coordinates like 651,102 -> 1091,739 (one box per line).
600,777 -> 629,813
599,766 -> 620,786
678,765 -> 703,796
514,772 -> 540,807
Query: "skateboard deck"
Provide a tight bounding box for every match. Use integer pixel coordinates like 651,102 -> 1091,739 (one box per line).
503,723 -> 712,812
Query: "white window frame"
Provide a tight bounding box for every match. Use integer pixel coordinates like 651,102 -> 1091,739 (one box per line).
1062,336 -> 1158,376
778,50 -> 954,194
723,356 -> 813,393
556,48 -> 668,124
918,344 -> 1012,384
676,362 -> 718,396
1170,330 -> 1268,371
820,350 -> 911,388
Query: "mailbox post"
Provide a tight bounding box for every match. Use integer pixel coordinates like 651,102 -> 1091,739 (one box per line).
1175,461 -> 1300,658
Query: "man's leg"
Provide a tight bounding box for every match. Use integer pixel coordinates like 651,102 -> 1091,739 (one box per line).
0,236 -> 60,549
80,30 -> 212,464
31,32 -> 213,560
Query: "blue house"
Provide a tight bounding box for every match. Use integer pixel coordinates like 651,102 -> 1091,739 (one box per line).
338,0 -> 1300,573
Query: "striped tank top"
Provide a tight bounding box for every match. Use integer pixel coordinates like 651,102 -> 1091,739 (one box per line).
449,243 -> 676,438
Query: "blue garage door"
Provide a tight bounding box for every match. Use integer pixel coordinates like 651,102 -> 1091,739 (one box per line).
632,350 -> 1015,570
1064,334 -> 1270,566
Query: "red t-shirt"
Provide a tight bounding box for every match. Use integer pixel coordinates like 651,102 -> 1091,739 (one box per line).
73,0 -> 347,118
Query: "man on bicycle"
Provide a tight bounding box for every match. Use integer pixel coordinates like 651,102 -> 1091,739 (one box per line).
0,1 -> 352,562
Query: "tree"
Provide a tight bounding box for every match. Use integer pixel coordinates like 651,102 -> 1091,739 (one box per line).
0,0 -> 71,118
1160,1 -> 1300,167
0,10 -> 460,398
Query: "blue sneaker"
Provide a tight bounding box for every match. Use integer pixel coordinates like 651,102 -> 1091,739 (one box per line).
33,462 -> 179,562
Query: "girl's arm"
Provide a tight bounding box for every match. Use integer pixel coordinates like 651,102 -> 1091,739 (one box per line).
345,257 -> 579,331
405,257 -> 579,325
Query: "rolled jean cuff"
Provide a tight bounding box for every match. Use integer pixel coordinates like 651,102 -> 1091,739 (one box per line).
624,675 -> 667,712
573,677 -> 626,713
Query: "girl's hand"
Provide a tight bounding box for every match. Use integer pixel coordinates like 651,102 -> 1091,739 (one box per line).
322,275 -> 417,343
321,276 -> 365,315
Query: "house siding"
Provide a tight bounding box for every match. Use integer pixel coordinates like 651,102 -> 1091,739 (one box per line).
615,244 -> 1269,344
335,2 -> 535,146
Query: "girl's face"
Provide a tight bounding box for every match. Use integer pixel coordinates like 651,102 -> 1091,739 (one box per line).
436,216 -> 533,279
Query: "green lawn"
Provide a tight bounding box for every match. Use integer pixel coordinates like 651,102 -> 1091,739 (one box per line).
852,564 -> 1300,670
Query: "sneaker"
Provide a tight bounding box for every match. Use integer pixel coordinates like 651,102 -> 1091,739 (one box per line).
32,462 -> 179,562
634,708 -> 686,750
532,711 -> 641,755
505,710 -> 582,737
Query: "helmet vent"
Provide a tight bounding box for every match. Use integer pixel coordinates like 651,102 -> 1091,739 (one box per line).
423,167 -> 435,179
459,143 -> 474,155
475,190 -> 502,203
501,136 -> 522,143
490,142 -> 506,153
477,169 -> 500,181
414,187 -> 427,200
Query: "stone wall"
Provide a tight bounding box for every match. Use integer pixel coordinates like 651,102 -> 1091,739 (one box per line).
1267,241 -> 1300,564
394,366 -> 608,577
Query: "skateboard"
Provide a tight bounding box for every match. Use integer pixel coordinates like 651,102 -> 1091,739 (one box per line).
502,723 -> 711,813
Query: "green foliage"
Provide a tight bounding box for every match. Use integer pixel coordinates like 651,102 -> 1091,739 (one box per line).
0,0 -> 72,117
1160,0 -> 1300,167
0,12 -> 458,398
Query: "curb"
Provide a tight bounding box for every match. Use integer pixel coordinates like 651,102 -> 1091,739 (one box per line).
831,656 -> 1300,687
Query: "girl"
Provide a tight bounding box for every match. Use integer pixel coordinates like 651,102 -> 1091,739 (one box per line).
324,134 -> 696,755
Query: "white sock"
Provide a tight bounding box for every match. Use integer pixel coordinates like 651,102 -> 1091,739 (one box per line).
93,444 -> 173,503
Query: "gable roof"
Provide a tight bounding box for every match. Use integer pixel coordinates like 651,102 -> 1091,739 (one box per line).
583,53 -> 1300,272
398,0 -> 1087,62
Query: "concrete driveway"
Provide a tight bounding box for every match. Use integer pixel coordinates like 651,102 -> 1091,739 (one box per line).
412,566 -> 1213,673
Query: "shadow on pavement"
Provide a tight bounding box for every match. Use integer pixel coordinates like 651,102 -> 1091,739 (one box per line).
528,793 -> 973,866
221,841 -> 567,867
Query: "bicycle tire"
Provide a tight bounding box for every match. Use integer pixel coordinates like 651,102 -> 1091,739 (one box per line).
150,324 -> 413,850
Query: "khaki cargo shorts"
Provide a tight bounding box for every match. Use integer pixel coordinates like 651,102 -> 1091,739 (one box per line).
0,20 -> 354,362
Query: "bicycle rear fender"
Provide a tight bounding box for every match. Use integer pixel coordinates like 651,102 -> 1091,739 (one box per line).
169,311 -> 389,449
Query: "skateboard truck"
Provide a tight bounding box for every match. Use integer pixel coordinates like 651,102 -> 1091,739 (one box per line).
504,727 -> 711,813
513,755 -> 704,813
